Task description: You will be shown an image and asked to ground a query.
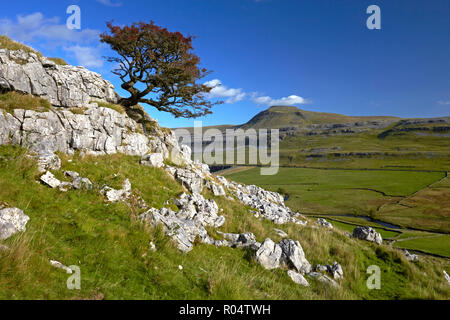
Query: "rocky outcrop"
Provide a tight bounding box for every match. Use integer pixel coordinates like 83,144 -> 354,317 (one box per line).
0,207 -> 30,240
138,192 -> 225,252
352,226 -> 382,245
0,49 -> 118,107
0,104 -> 151,157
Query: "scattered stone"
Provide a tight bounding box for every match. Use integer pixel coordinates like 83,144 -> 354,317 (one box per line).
58,182 -> 72,192
0,207 -> 30,240
140,153 -> 164,168
217,231 -> 260,250
178,265 -> 183,270
40,171 -> 61,188
101,179 -> 132,202
174,168 -> 203,194
314,264 -> 329,273
352,226 -> 383,245
256,238 -> 283,270
149,241 -> 156,252
0,244 -> 9,251
287,270 -> 310,286
72,177 -> 93,190
328,261 -> 344,280
139,192 -> 225,253
50,260 -> 73,274
317,218 -> 333,229
278,239 -> 311,274
64,171 -> 80,180
308,272 -> 339,287
37,152 -> 61,173
404,250 -> 419,262
444,270 -> 450,285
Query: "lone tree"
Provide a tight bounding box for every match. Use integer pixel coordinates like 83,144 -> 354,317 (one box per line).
100,21 -> 220,118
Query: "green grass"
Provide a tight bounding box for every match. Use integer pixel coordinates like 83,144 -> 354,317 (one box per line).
394,235 -> 450,258
92,101 -> 126,114
0,92 -> 53,114
225,165 -> 450,257
0,145 -> 449,299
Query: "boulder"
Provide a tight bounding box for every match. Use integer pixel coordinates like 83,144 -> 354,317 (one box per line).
0,207 -> 30,240
404,250 -> 419,262
352,226 -> 383,245
328,261 -> 344,280
101,179 -> 132,202
317,218 -> 333,229
256,238 -> 283,270
278,239 -> 311,274
174,168 -> 204,194
218,231 -> 260,250
40,171 -> 61,188
140,153 -> 164,168
308,272 -> 339,287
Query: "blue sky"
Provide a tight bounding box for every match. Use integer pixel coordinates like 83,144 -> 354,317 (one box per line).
1,0 -> 449,127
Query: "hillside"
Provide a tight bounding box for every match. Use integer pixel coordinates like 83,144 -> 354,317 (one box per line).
239,106 -> 400,129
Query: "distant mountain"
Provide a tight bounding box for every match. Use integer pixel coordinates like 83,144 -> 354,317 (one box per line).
239,106 -> 400,130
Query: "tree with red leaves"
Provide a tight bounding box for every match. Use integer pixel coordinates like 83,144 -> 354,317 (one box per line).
100,21 -> 221,118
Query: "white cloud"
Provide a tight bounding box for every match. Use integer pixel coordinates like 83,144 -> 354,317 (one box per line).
0,12 -> 103,68
251,94 -> 307,106
0,12 -> 99,44
63,45 -> 104,68
96,0 -> 123,7
438,100 -> 450,105
204,79 -> 246,104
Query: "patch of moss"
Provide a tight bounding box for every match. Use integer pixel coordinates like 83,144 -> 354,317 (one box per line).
0,91 -> 52,114
92,100 -> 126,114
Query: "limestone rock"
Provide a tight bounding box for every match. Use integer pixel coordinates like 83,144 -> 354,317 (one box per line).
317,218 -> 333,229
256,238 -> 283,270
36,152 -> 61,172
404,250 -> 419,262
308,272 -> 338,287
0,48 -> 118,107
287,270 -> 310,286
0,207 -> 30,240
40,171 -> 61,188
101,179 -> 132,202
444,270 -> 450,285
329,261 -> 344,280
50,260 -> 73,274
278,239 -> 311,274
352,226 -> 383,245
140,153 -> 164,168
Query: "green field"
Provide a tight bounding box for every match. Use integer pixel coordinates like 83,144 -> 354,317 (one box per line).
224,166 -> 450,257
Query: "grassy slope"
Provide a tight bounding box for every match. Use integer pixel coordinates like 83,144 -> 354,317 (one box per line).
0,145 -> 449,299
